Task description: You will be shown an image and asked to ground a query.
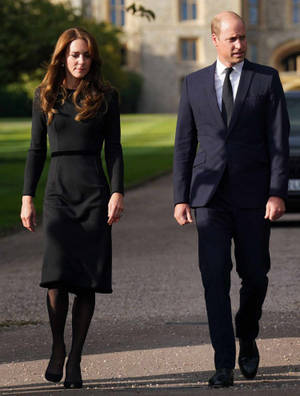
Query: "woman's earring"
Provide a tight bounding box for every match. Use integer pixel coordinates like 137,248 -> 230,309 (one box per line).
61,63 -> 65,68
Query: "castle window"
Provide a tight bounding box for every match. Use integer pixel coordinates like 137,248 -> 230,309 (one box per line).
109,0 -> 125,26
248,0 -> 258,25
179,0 -> 197,21
180,38 -> 197,61
293,0 -> 300,23
249,43 -> 258,62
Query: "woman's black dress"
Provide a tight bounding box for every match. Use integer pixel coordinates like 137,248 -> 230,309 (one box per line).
23,88 -> 124,294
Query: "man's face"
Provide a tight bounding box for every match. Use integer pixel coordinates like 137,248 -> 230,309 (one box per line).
212,17 -> 247,66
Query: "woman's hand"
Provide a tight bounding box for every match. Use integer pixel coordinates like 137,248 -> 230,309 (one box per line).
107,192 -> 124,225
20,196 -> 37,232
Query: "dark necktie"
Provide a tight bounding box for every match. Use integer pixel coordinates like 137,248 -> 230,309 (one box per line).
222,67 -> 233,127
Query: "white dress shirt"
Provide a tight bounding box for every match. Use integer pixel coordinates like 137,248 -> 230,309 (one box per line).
215,58 -> 244,111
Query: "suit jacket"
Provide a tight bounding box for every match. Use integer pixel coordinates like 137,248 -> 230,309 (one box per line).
173,59 -> 290,208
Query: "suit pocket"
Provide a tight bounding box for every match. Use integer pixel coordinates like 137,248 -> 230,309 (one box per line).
193,151 -> 206,167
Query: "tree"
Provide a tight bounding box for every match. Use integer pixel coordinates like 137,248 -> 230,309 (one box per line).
0,0 -> 78,84
126,3 -> 155,21
0,0 -> 125,86
0,0 -> 144,115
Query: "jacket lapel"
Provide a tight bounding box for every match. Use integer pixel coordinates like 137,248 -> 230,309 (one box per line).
228,59 -> 254,133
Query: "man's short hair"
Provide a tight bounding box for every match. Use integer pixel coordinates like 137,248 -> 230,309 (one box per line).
211,11 -> 245,37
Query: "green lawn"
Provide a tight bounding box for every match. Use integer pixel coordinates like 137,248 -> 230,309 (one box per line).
0,114 -> 176,235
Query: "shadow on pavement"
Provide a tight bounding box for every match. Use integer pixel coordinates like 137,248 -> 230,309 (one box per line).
0,365 -> 299,395
271,220 -> 300,228
0,311 -> 299,364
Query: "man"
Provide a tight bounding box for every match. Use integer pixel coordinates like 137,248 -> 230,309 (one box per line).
173,11 -> 289,388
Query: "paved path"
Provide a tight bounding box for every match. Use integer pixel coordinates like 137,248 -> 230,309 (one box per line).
0,174 -> 299,395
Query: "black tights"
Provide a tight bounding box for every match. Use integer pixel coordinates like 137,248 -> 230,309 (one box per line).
47,288 -> 95,367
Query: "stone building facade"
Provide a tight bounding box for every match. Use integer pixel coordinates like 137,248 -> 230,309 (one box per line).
57,0 -> 300,112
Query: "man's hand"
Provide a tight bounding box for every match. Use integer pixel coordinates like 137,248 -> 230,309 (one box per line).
264,196 -> 285,221
174,203 -> 193,226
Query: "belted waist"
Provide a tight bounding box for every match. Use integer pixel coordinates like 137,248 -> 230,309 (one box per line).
51,150 -> 100,157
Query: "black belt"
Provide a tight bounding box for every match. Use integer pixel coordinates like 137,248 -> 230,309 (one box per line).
51,150 -> 99,157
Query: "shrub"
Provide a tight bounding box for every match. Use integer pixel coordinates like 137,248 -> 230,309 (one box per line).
0,84 -> 32,117
119,71 -> 143,113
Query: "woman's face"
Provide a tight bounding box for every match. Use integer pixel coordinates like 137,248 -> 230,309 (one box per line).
65,39 -> 92,81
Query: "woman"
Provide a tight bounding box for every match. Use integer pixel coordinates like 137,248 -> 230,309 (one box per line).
20,27 -> 124,389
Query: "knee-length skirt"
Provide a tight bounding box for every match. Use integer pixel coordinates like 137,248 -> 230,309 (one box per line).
40,154 -> 112,294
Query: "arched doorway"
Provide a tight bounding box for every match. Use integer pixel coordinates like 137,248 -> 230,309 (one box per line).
282,52 -> 300,72
271,40 -> 300,91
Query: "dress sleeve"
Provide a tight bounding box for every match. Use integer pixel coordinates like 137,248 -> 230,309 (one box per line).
104,90 -> 124,195
22,88 -> 47,197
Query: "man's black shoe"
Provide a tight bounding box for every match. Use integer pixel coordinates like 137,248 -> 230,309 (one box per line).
238,339 -> 259,379
208,368 -> 234,388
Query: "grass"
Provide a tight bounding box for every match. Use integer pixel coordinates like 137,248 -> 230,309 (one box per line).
0,114 -> 176,235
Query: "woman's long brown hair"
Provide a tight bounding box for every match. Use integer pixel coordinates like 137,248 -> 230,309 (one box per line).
39,27 -> 111,124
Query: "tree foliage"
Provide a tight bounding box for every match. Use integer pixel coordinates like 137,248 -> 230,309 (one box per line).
0,0 -> 125,87
0,0 -> 144,114
0,0 -> 78,84
126,3 -> 155,21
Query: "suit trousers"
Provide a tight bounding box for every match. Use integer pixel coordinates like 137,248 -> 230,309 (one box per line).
194,176 -> 271,369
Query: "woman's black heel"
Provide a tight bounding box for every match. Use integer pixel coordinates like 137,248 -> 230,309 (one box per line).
45,346 -> 66,383
63,359 -> 83,389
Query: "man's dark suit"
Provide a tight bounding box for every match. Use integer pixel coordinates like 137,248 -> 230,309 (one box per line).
173,59 -> 290,369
